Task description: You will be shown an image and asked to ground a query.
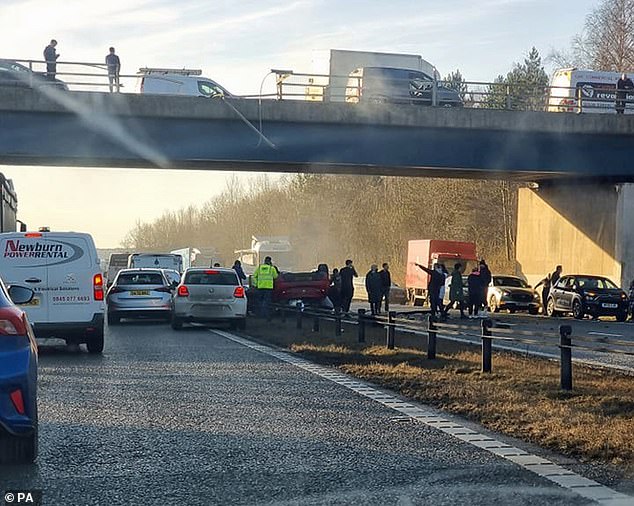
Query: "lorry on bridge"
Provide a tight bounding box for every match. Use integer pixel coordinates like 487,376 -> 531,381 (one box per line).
235,236 -> 294,275
406,240 -> 478,306
0,173 -> 25,233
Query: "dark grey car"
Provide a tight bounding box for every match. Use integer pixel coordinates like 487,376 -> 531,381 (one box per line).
0,59 -> 68,90
346,66 -> 463,107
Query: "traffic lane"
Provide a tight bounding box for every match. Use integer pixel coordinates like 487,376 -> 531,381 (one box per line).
1,322 -> 587,505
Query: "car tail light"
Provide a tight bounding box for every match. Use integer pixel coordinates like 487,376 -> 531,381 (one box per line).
177,285 -> 189,297
94,273 -> 104,301
10,389 -> 25,415
205,270 -> 219,275
0,308 -> 27,335
234,286 -> 245,298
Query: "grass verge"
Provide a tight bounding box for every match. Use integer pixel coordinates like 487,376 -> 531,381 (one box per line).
243,315 -> 634,473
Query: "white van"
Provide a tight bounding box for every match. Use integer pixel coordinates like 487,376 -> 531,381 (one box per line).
0,231 -> 105,353
548,68 -> 633,114
128,253 -> 183,273
136,68 -> 232,98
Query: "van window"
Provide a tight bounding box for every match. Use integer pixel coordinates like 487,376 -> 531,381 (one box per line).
198,81 -> 224,97
184,271 -> 238,285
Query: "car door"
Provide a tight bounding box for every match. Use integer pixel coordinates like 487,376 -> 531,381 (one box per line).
558,276 -> 576,311
550,276 -> 566,310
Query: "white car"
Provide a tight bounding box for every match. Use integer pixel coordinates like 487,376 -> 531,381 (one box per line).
0,230 -> 105,353
172,267 -> 246,330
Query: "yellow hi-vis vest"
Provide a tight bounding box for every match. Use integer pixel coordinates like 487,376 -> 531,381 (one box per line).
253,263 -> 278,289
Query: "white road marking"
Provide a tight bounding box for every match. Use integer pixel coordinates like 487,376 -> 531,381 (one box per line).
215,330 -> 633,506
589,332 -> 624,338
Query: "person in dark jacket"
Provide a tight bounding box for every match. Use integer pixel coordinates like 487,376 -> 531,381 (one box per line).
415,262 -> 445,317
535,273 -> 552,310
379,262 -> 391,313
616,73 -> 634,114
467,267 -> 481,317
329,268 -> 342,313
365,264 -> 383,315
106,46 -> 121,92
233,260 -> 247,284
339,259 -> 358,314
550,265 -> 563,287
445,263 -> 466,318
43,39 -> 59,80
479,259 -> 492,313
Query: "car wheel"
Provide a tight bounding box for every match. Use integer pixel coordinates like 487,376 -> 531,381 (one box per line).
86,328 -> 104,354
572,300 -> 584,320
171,317 -> 183,330
508,308 -> 516,314
546,297 -> 559,317
0,430 -> 37,464
107,313 -> 119,326
489,296 -> 499,313
616,311 -> 628,322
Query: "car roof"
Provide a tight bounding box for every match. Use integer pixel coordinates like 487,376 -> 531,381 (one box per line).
185,267 -> 235,273
118,268 -> 164,274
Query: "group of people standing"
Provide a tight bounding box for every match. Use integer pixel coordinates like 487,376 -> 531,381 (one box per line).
325,260 -> 391,316
535,265 -> 563,308
43,39 -> 121,92
415,259 -> 492,319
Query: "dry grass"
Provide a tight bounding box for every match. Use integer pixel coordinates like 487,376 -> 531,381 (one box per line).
245,316 -> 634,472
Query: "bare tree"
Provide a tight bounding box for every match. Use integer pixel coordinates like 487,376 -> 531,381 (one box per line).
550,0 -> 634,71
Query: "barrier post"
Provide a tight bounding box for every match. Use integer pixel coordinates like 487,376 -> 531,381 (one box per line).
296,301 -> 302,330
560,325 -> 573,391
427,315 -> 437,360
386,311 -> 396,350
312,314 -> 320,333
481,318 -> 493,373
335,308 -> 342,337
358,309 -> 366,343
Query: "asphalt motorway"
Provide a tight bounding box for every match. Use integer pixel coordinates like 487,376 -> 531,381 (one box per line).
1,323 -> 621,505
351,301 -> 634,372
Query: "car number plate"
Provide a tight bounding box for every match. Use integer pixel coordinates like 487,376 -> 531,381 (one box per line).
21,297 -> 40,306
602,303 -> 618,308
130,290 -> 150,296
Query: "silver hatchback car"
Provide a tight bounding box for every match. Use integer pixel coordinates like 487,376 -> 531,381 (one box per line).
172,268 -> 247,330
106,269 -> 173,324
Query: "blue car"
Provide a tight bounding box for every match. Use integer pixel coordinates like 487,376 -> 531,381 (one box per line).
0,282 -> 37,464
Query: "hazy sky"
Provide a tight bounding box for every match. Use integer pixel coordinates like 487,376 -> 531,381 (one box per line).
0,0 -> 599,247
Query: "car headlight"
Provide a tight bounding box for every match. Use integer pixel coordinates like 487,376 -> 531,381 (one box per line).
584,291 -> 597,300
502,290 -> 511,296
533,292 -> 540,300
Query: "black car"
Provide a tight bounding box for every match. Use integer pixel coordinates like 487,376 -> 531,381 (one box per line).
546,275 -> 628,321
0,59 -> 68,90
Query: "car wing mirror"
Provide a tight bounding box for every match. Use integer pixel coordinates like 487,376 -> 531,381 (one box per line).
8,285 -> 34,305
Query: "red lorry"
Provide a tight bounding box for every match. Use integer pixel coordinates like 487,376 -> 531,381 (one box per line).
406,240 -> 478,306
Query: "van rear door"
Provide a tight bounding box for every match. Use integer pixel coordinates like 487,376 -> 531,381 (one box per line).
0,232 -> 49,324
45,234 -> 99,324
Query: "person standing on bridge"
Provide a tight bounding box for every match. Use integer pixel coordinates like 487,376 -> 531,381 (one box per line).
616,73 -> 634,115
43,39 -> 59,80
106,47 -> 121,93
379,263 -> 391,313
339,259 -> 358,314
252,255 -> 278,321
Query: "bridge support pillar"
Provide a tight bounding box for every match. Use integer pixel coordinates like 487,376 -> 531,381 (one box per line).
516,183 -> 634,288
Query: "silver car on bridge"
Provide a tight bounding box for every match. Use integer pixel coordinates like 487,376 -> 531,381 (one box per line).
171,268 -> 247,330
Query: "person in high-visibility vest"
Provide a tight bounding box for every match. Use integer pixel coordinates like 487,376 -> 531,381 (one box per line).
252,256 -> 278,319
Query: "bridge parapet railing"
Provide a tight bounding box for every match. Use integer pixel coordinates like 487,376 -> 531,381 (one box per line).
3,57 -> 634,114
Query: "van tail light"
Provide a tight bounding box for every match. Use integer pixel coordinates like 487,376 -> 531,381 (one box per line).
234,286 -> 245,298
94,273 -> 104,301
177,285 -> 189,297
0,308 -> 27,335
10,389 -> 25,415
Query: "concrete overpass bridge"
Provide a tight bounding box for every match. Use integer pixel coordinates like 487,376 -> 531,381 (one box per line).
2,87 -> 634,286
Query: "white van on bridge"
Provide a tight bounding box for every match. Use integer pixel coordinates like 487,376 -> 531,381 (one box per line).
136,67 -> 232,98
